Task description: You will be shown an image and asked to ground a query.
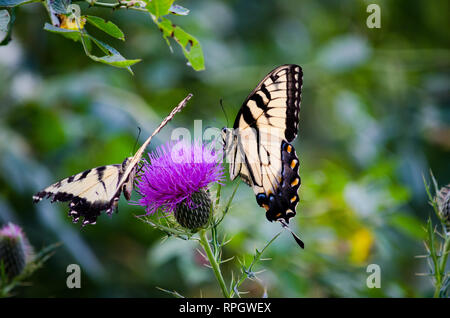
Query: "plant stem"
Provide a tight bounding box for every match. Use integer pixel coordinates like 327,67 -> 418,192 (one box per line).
439,235 -> 450,274
199,229 -> 229,298
229,231 -> 281,298
434,235 -> 450,297
82,0 -> 148,12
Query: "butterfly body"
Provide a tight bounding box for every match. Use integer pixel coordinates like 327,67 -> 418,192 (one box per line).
33,94 -> 192,226
222,64 -> 303,226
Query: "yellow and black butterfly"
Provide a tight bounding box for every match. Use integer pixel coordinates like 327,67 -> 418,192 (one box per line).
33,94 -> 192,226
221,64 -> 304,248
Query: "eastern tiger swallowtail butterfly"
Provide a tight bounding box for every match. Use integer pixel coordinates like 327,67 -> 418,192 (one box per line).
221,64 -> 304,248
33,94 -> 193,226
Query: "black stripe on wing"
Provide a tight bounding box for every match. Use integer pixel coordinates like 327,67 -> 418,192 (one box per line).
233,64 -> 302,143
32,165 -> 122,226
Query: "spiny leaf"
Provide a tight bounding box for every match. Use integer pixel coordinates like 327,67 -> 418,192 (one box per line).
156,286 -> 185,298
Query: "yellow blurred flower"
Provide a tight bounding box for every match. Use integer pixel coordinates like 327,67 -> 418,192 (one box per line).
58,14 -> 86,30
349,227 -> 374,265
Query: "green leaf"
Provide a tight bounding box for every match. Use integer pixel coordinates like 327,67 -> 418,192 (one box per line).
89,37 -> 141,74
86,15 -> 125,41
0,0 -> 35,7
44,22 -> 81,41
155,16 -> 204,71
43,22 -> 92,51
147,0 -> 174,17
0,9 -> 10,32
44,21 -> 140,74
169,4 -> 189,16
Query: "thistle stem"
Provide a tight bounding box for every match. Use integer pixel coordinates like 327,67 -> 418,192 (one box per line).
199,229 -> 229,298
439,235 -> 450,274
434,235 -> 450,297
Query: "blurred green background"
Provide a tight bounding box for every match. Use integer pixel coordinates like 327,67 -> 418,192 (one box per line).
0,0 -> 449,297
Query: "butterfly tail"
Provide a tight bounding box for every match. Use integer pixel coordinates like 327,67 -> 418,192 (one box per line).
279,219 -> 304,249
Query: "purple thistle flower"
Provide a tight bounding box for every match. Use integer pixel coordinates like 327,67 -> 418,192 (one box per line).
0,223 -> 24,238
135,140 -> 224,216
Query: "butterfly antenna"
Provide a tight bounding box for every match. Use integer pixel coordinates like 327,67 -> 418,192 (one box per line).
220,98 -> 230,127
279,219 -> 304,249
132,127 -> 142,154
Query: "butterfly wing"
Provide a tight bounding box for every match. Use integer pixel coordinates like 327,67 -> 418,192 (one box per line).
230,64 -> 302,223
114,93 -> 193,201
33,164 -> 125,225
33,94 -> 193,226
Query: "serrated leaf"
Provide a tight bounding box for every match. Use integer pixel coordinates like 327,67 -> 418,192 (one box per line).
169,4 -> 189,16
86,15 -> 124,41
147,0 -> 174,17
0,9 -> 10,32
0,0 -> 32,7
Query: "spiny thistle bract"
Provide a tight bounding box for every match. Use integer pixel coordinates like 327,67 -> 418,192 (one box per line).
174,188 -> 212,230
135,140 -> 223,231
0,223 -> 34,281
437,184 -> 450,233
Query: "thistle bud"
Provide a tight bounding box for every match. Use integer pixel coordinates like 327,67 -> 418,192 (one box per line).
0,223 -> 34,281
174,188 -> 211,231
437,185 -> 450,232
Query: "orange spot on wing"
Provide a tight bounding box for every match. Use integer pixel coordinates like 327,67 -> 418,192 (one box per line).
290,160 -> 297,169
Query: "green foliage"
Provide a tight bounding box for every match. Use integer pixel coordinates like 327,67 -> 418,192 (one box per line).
147,0 -> 174,17
85,15 -> 124,41
86,37 -> 141,73
151,16 -> 204,71
44,23 -> 85,42
0,0 -> 204,72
